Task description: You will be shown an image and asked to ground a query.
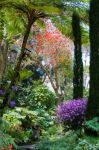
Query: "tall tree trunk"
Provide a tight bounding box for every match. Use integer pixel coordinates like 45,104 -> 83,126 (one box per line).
0,18 -> 36,116
72,11 -> 83,99
0,12 -> 6,81
0,54 -> 4,80
87,0 -> 99,119
0,39 -> 9,80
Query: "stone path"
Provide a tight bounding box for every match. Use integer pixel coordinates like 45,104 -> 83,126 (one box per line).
18,144 -> 38,150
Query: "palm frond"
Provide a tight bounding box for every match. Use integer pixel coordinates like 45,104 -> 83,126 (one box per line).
51,15 -> 89,44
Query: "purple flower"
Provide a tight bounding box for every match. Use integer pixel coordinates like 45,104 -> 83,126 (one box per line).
56,99 -> 88,129
0,89 -> 5,95
11,85 -> 17,91
9,100 -> 16,108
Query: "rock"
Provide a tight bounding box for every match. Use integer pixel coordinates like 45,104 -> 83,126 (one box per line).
18,144 -> 38,150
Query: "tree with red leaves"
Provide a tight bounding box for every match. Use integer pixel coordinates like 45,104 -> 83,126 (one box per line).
31,20 -> 72,101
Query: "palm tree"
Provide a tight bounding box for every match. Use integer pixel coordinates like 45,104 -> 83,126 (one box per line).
0,0 -> 63,115
0,0 -> 47,115
87,0 -> 99,119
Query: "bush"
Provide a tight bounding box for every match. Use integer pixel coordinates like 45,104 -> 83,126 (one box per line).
56,99 -> 87,130
16,82 -> 56,110
2,107 -> 54,144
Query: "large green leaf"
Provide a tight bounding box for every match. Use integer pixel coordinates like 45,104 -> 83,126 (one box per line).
19,69 -> 33,81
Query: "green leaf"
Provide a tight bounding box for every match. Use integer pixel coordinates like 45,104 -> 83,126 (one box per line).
19,69 -> 33,81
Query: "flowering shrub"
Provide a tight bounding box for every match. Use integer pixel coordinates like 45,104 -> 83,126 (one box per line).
11,85 -> 17,91
9,100 -> 16,108
56,99 -> 87,130
0,89 -> 5,96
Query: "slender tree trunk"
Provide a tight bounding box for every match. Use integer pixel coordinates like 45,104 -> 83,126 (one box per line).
1,39 -> 9,79
87,0 -> 99,119
0,13 -> 7,81
72,11 -> 83,99
37,62 -> 63,102
0,53 -> 4,80
33,57 -> 60,97
54,67 -> 59,93
0,40 -> 8,81
38,62 -> 58,95
0,19 -> 36,116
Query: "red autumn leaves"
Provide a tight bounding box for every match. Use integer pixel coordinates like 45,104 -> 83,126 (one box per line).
31,20 -> 72,67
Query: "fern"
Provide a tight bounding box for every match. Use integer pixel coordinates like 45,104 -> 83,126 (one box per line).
0,131 -> 17,149
85,117 -> 99,133
74,139 -> 99,150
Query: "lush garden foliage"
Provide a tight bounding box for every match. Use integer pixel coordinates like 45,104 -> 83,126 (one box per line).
0,0 -> 99,150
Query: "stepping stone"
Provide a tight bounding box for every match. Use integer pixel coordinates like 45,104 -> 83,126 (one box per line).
18,144 -> 38,150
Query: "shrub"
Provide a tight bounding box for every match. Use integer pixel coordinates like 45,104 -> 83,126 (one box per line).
56,99 -> 87,130
2,109 -> 32,144
2,107 -> 54,144
0,89 -> 5,96
16,82 -> 56,110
